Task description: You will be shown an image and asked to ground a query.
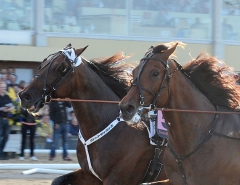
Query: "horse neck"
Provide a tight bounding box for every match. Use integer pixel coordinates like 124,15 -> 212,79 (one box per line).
164,70 -> 215,154
69,64 -> 121,139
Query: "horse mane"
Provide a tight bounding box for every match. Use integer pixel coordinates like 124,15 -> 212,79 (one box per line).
183,52 -> 240,110
86,52 -> 134,99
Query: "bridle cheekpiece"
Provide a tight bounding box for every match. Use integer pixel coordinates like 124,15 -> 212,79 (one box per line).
36,46 -> 82,108
134,47 -> 171,109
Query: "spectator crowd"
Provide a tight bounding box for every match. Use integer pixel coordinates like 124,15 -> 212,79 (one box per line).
0,67 -> 79,161
1,0 -> 239,41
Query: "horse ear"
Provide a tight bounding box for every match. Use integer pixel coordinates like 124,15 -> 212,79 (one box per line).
161,42 -> 178,61
75,45 -> 89,57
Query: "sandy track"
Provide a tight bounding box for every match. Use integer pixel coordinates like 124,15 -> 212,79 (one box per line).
0,153 -> 79,185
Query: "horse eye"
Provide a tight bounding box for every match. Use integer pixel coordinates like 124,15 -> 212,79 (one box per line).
152,71 -> 160,77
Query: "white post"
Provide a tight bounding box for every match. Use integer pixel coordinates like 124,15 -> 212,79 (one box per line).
213,0 -> 225,60
35,0 -> 47,46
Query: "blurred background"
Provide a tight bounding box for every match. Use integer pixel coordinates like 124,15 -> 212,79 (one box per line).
0,0 -> 240,84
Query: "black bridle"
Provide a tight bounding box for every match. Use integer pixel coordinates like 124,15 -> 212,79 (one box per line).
34,46 -> 79,108
133,47 -> 185,109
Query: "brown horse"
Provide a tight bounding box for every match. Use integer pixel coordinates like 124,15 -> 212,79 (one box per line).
119,41 -> 240,185
18,44 -> 167,185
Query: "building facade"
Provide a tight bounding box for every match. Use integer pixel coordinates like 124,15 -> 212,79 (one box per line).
0,0 -> 240,84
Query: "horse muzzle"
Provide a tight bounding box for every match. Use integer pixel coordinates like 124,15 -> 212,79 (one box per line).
119,100 -> 138,121
18,91 -> 44,113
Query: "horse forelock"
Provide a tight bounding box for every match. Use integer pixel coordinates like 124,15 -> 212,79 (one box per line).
150,41 -> 184,58
152,44 -> 168,54
183,52 -> 240,110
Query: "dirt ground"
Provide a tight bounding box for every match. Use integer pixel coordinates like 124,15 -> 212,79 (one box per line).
0,153 -> 79,185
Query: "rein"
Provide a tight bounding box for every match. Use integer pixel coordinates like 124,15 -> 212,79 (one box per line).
52,98 -> 120,104
51,98 -> 240,115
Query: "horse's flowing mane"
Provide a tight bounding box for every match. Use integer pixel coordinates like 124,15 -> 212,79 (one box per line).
183,52 -> 240,110
85,52 -> 133,99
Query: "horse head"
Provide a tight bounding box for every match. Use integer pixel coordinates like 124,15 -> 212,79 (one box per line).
18,44 -> 88,114
119,41 -> 180,121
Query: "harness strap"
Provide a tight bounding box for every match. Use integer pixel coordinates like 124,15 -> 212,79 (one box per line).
78,117 -> 124,180
140,144 -> 164,183
139,110 -> 167,184
167,112 -> 219,185
210,130 -> 240,141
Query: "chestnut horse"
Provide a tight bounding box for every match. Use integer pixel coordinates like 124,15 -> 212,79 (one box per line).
119,41 -> 240,185
18,44 -> 167,185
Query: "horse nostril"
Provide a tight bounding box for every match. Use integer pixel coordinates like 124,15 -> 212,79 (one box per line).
22,93 -> 32,101
126,104 -> 135,114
